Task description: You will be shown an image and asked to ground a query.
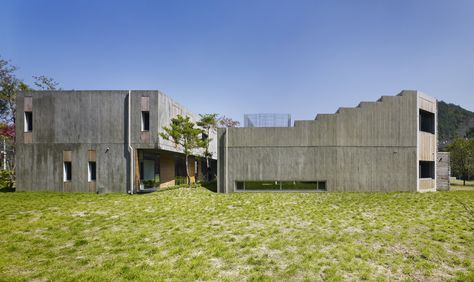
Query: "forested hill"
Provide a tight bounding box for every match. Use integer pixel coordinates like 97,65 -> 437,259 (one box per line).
438,101 -> 474,148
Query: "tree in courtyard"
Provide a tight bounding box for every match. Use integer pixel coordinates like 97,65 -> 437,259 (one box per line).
218,115 -> 240,128
447,138 -> 474,185
160,115 -> 204,189
197,113 -> 218,181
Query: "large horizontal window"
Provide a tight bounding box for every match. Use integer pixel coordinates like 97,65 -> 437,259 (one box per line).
419,109 -> 435,134
236,181 -> 327,191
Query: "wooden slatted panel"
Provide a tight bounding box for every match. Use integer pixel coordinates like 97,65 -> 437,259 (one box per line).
88,182 -> 96,193
24,132 -> 32,144
160,152 -> 175,187
63,182 -> 72,192
24,97 -> 33,111
63,150 -> 72,161
141,96 -> 149,111
419,179 -> 434,190
419,97 -> 435,113
88,150 -> 96,161
419,132 -> 435,161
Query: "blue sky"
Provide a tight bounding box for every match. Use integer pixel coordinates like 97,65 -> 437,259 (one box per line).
2,0 -> 473,122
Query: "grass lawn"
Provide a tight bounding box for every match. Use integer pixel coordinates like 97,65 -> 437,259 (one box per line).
450,179 -> 474,191
1,188 -> 473,281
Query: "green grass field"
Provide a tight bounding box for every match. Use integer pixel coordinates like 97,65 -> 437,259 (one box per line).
450,179 -> 474,191
1,188 -> 473,281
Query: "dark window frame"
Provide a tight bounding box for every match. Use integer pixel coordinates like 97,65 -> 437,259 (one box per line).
24,111 -> 33,132
88,161 -> 96,182
419,161 -> 435,179
419,109 -> 435,134
141,111 -> 150,131
63,161 -> 72,182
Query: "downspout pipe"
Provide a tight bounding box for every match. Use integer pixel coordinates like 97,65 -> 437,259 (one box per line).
128,90 -> 134,194
225,127 -> 228,193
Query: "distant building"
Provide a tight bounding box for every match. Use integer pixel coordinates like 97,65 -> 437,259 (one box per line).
16,90 -> 216,193
218,90 -> 438,193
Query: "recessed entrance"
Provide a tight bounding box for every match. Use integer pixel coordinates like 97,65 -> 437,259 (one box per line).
137,149 -> 200,190
139,150 -> 160,190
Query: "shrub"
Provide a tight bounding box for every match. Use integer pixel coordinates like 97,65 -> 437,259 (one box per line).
175,176 -> 187,185
201,180 -> 217,192
143,180 -> 159,188
0,169 -> 15,191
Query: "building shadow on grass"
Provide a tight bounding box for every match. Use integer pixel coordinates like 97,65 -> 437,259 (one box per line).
0,187 -> 15,192
200,181 -> 217,193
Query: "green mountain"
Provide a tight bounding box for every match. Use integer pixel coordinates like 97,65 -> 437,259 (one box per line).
438,101 -> 474,149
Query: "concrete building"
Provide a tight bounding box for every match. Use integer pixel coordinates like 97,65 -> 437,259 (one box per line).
218,90 -> 438,193
16,90 -> 216,193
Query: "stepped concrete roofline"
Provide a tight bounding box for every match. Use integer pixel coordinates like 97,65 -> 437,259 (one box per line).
218,90 -> 438,193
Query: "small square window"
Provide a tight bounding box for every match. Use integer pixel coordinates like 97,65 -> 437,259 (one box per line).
141,111 -> 150,131
24,111 -> 33,132
419,161 -> 435,179
88,161 -> 96,182
63,161 -> 72,182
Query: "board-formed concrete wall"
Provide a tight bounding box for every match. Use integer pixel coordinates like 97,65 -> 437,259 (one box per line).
16,90 -> 216,193
218,90 -> 437,193
436,152 -> 450,191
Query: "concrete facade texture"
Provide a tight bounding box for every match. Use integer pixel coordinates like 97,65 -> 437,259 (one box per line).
218,90 -> 438,193
436,152 -> 450,191
16,90 -> 216,193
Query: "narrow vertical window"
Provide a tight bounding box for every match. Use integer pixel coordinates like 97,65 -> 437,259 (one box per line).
24,111 -> 33,132
88,161 -> 96,182
141,111 -> 150,131
63,161 -> 72,182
